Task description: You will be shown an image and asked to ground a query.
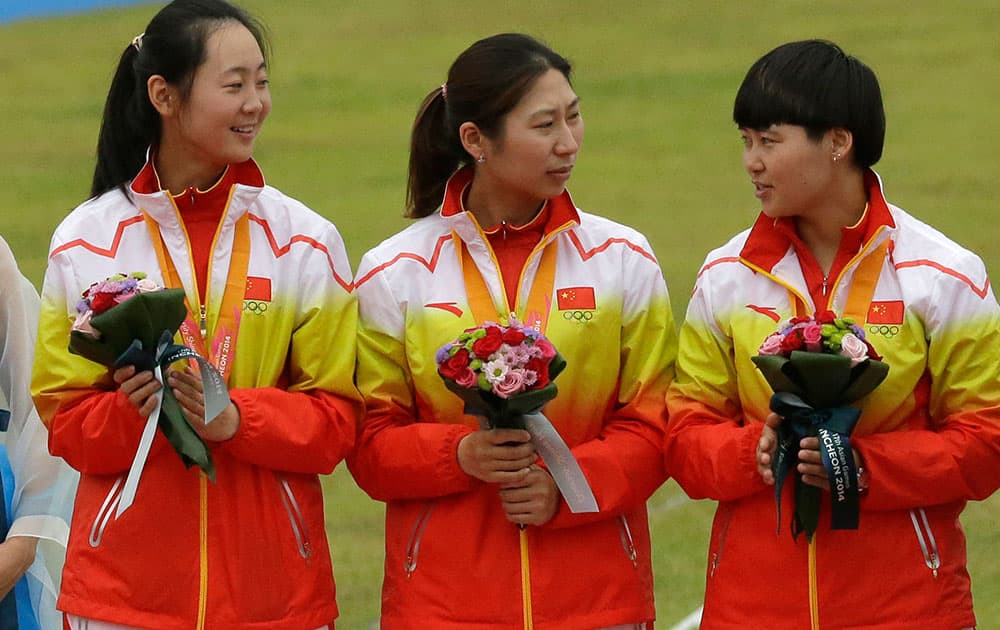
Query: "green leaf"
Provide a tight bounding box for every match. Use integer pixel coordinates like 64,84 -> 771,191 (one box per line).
841,359 -> 890,404
159,387 -> 215,481
750,355 -> 805,399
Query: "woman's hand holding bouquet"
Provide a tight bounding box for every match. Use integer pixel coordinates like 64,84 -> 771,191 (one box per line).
437,316 -> 598,515
751,310 -> 889,541
69,272 -> 230,516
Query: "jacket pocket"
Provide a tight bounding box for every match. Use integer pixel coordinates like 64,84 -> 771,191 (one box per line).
709,503 -> 735,578
89,475 -> 124,548
617,515 -> 639,568
404,501 -> 436,578
276,474 -> 313,560
909,508 -> 941,577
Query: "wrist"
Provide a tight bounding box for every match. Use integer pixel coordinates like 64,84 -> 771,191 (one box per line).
857,464 -> 870,494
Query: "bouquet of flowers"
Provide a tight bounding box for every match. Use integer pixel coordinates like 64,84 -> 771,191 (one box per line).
69,273 -> 224,488
436,317 -> 566,429
436,317 -> 597,513
751,310 -> 889,541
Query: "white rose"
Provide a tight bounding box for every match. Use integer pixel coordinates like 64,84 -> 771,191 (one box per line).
136,278 -> 162,293
839,333 -> 869,366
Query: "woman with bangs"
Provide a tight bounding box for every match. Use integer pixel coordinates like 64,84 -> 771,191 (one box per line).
665,40 -> 1000,629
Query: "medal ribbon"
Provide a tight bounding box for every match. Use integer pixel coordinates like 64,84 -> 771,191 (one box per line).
114,209 -> 249,517
141,210 -> 250,383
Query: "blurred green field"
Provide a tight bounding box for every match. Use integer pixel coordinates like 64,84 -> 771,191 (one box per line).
2,1 -> 998,628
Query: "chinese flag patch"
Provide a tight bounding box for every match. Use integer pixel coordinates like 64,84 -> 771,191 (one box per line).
244,276 -> 272,302
556,286 -> 596,310
867,300 -> 904,324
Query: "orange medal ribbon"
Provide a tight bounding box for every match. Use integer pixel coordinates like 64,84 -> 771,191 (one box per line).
141,208 -> 250,384
453,231 -> 558,332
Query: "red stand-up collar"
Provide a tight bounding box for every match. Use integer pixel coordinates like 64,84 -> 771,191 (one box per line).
440,166 -> 579,237
740,169 -> 895,274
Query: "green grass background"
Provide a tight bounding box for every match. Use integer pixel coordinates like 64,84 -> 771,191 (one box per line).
2,1 -> 998,627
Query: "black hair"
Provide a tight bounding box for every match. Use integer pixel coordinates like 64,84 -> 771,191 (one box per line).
90,0 -> 269,198
733,39 -> 885,168
405,33 -> 572,218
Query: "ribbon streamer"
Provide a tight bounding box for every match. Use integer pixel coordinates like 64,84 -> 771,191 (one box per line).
523,412 -> 599,513
475,412 -> 598,514
769,391 -> 861,541
115,331 -> 229,518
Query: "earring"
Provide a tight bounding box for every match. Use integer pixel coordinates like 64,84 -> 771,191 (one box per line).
476,154 -> 486,164
833,153 -> 842,162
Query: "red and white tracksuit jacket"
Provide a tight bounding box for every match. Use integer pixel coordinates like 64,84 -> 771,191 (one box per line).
32,158 -> 361,629
666,171 -> 1000,629
349,167 -> 677,629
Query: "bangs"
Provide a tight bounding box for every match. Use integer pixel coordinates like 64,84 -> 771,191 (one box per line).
733,51 -> 847,132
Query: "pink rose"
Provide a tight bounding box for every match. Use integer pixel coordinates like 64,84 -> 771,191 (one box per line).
453,367 -> 477,388
113,289 -> 139,305
534,337 -> 557,361
839,333 -> 869,366
802,323 -> 823,352
758,333 -> 785,355
493,369 -> 526,399
71,310 -> 101,340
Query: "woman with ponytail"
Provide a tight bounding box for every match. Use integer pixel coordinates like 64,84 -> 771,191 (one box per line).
30,1 -> 361,628
350,33 -> 677,628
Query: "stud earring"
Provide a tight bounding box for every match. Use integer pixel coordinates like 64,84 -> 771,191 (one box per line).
476,154 -> 486,164
833,153 -> 842,162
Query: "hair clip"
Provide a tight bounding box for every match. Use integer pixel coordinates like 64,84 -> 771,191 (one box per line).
131,33 -> 145,52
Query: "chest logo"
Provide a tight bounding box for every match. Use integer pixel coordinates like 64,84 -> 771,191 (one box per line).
746,304 -> 781,322
866,300 -> 904,338
867,300 -> 904,324
557,286 -> 596,323
243,276 -> 271,314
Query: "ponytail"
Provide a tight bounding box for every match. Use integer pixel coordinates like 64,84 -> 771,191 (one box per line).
405,86 -> 467,218
88,0 -> 271,200
90,44 -> 160,199
404,33 -> 572,219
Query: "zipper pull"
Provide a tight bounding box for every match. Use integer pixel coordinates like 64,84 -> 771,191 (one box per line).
189,187 -> 196,206
822,275 -> 828,296
501,220 -> 507,240
199,304 -> 208,338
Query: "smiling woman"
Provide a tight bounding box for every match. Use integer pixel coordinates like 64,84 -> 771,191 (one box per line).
29,0 -> 362,628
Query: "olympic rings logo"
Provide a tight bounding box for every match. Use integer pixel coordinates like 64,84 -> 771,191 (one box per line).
867,324 -> 899,338
562,310 -> 594,322
243,300 -> 269,314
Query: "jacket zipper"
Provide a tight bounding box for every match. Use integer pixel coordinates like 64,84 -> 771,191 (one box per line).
404,501 -> 435,577
709,504 -> 734,577
909,508 -> 941,577
519,528 -> 534,630
617,515 -> 639,568
88,476 -> 124,547
276,475 -> 313,559
199,304 -> 208,338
